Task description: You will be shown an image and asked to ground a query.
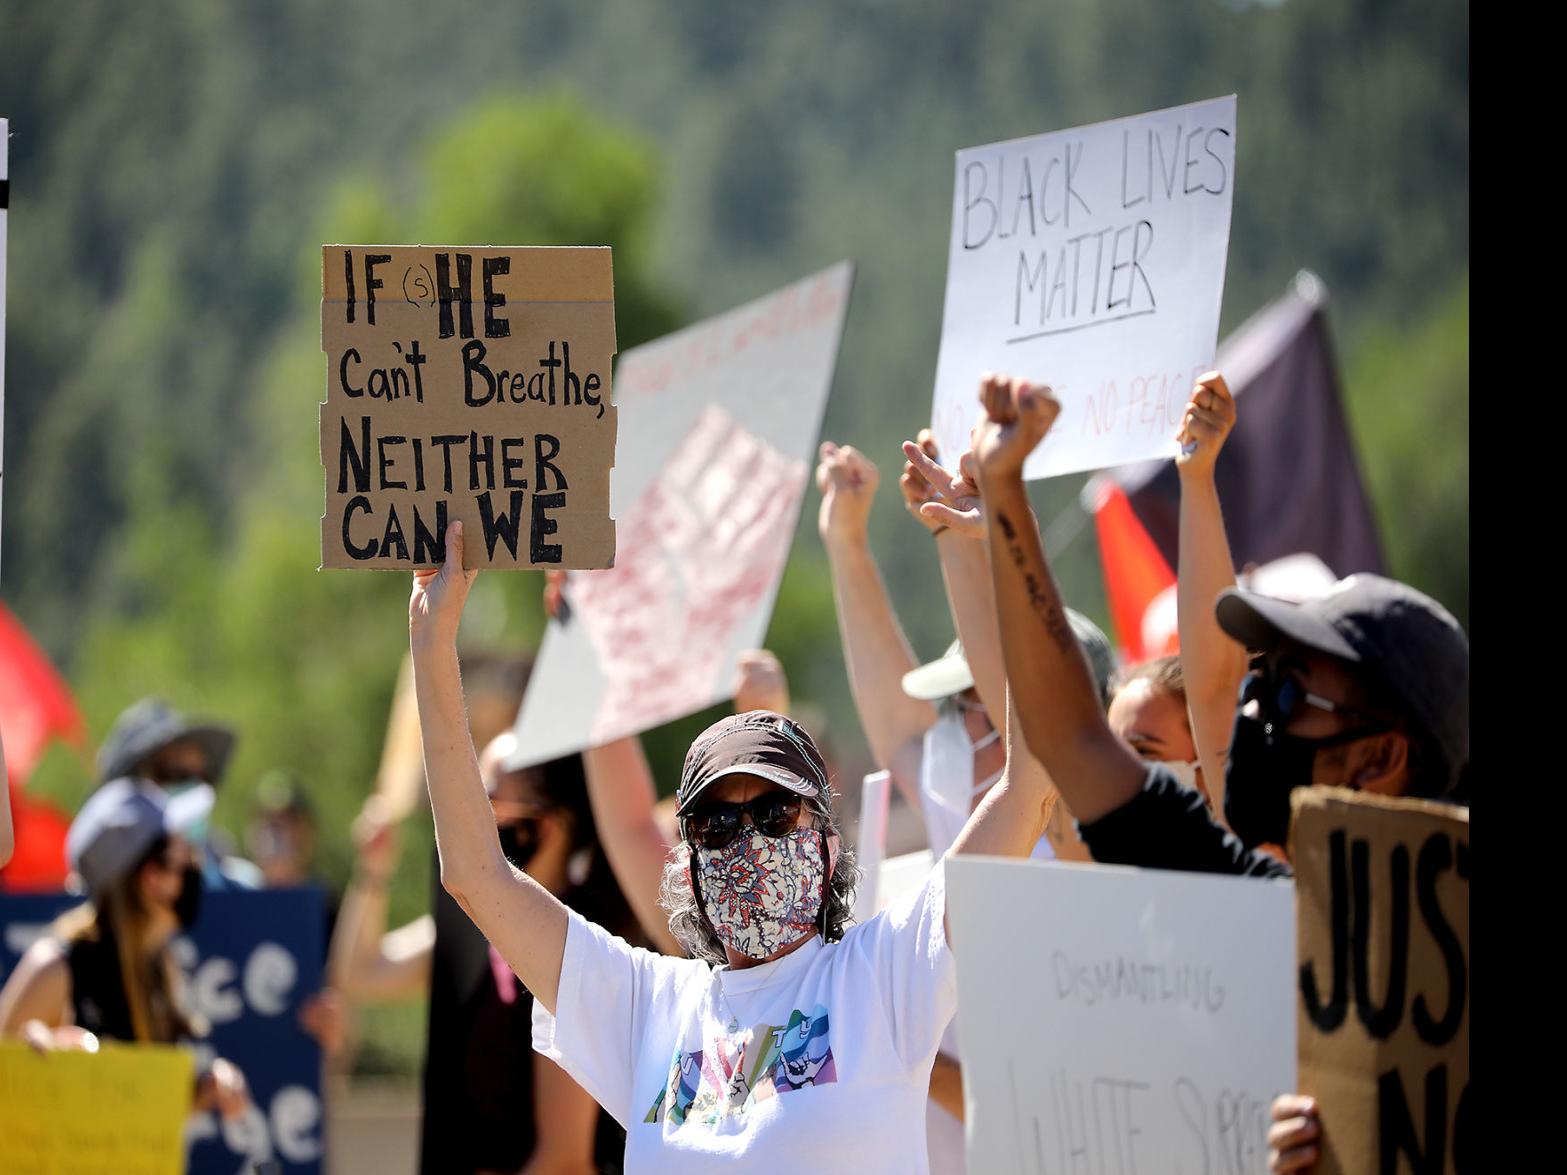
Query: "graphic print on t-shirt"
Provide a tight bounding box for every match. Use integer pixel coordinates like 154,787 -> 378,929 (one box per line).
643,1004 -> 838,1128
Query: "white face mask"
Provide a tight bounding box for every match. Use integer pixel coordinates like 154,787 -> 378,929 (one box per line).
1164,759 -> 1203,794
919,705 -> 1003,858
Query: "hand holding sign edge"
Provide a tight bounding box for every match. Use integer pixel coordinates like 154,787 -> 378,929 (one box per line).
410,521 -> 479,649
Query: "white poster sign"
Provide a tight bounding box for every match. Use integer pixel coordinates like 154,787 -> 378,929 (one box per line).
931,96 -> 1236,480
509,263 -> 853,766
946,856 -> 1293,1174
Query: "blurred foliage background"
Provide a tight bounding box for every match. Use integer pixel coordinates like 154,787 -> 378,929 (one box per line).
0,0 -> 1467,1075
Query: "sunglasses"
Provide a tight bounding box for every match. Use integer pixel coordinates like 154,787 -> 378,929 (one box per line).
1239,666 -> 1389,730
682,791 -> 805,850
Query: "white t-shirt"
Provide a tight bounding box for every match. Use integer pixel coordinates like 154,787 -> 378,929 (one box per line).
533,862 -> 957,1172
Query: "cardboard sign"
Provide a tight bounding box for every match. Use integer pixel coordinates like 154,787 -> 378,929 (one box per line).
1,887 -> 328,1175
0,1039 -> 194,1174
1292,789 -> 1469,1175
946,856 -> 1294,1173
931,97 -> 1236,480
508,263 -> 853,767
320,246 -> 618,569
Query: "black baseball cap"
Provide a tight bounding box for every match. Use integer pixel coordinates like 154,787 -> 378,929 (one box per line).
1215,573 -> 1469,795
675,710 -> 830,816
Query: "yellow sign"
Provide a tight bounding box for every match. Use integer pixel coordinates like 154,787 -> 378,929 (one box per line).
0,1039 -> 193,1174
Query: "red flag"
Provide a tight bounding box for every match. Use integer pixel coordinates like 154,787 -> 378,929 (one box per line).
1,791 -> 71,890
1088,479 -> 1176,664
0,601 -> 86,786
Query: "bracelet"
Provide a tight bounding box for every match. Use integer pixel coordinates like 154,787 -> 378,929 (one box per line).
931,524 -> 950,537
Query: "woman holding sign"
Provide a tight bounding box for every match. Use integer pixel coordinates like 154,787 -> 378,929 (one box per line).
410,518 -> 1049,1171
0,778 -> 250,1119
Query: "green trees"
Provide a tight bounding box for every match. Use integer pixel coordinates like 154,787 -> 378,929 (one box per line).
2,1 -> 1466,1073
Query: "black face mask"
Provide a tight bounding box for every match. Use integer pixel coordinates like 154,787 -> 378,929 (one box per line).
497,820 -> 541,870
173,865 -> 204,929
1223,713 -> 1376,848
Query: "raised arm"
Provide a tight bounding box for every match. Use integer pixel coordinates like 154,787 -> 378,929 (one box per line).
543,570 -> 682,955
581,735 -> 681,955
327,796 -> 436,1002
974,376 -> 1147,824
733,649 -> 791,717
816,442 -> 936,798
1174,372 -> 1248,815
411,522 -> 569,1013
899,433 -> 1008,725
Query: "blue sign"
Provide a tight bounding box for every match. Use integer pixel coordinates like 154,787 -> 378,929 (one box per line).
0,887 -> 327,1175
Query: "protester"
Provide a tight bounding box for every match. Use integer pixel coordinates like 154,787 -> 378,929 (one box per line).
0,778 -> 250,1121
969,371 -> 1469,1173
1106,656 -> 1202,788
246,772 -> 322,890
242,772 -> 351,1059
574,642 -> 800,958
329,731 -> 632,1174
816,438 -> 1112,864
409,518 -> 1056,1169
96,698 -> 262,888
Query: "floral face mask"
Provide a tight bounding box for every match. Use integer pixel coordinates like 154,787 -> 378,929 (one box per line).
696,828 -> 826,961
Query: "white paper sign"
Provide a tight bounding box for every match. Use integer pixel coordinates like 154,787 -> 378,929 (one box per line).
947,856 -> 1294,1174
931,96 -> 1236,480
508,263 -> 853,767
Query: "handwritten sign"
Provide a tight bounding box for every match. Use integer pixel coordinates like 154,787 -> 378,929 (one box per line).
946,856 -> 1293,1173
931,96 -> 1236,480
1292,789 -> 1469,1175
0,1039 -> 193,1174
508,263 -> 853,767
1,887 -> 328,1175
320,245 -> 618,569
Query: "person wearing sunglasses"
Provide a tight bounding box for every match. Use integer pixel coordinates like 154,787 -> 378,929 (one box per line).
970,373 -> 1468,1175
969,371 -> 1469,877
409,520 -> 1054,1171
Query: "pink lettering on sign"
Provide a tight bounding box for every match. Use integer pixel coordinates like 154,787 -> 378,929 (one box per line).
571,405 -> 807,743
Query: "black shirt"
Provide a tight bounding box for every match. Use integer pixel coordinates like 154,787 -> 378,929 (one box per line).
66,928 -> 139,1042
419,855 -> 626,1174
1077,762 -> 1293,879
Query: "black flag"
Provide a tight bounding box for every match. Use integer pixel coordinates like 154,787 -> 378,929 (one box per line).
1108,272 -> 1386,578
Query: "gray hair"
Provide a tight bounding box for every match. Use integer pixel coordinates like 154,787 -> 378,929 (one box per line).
659,796 -> 861,964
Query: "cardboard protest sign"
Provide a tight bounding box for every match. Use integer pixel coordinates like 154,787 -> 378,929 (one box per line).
931,96 -> 1236,480
947,856 -> 1294,1173
320,246 -> 618,569
1292,789 -> 1469,1175
1,886 -> 329,1175
508,263 -> 853,767
0,1039 -> 193,1174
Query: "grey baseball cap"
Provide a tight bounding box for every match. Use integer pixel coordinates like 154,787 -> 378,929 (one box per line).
902,611 -> 1116,709
97,698 -> 236,785
1216,573 -> 1469,795
66,778 -> 215,899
